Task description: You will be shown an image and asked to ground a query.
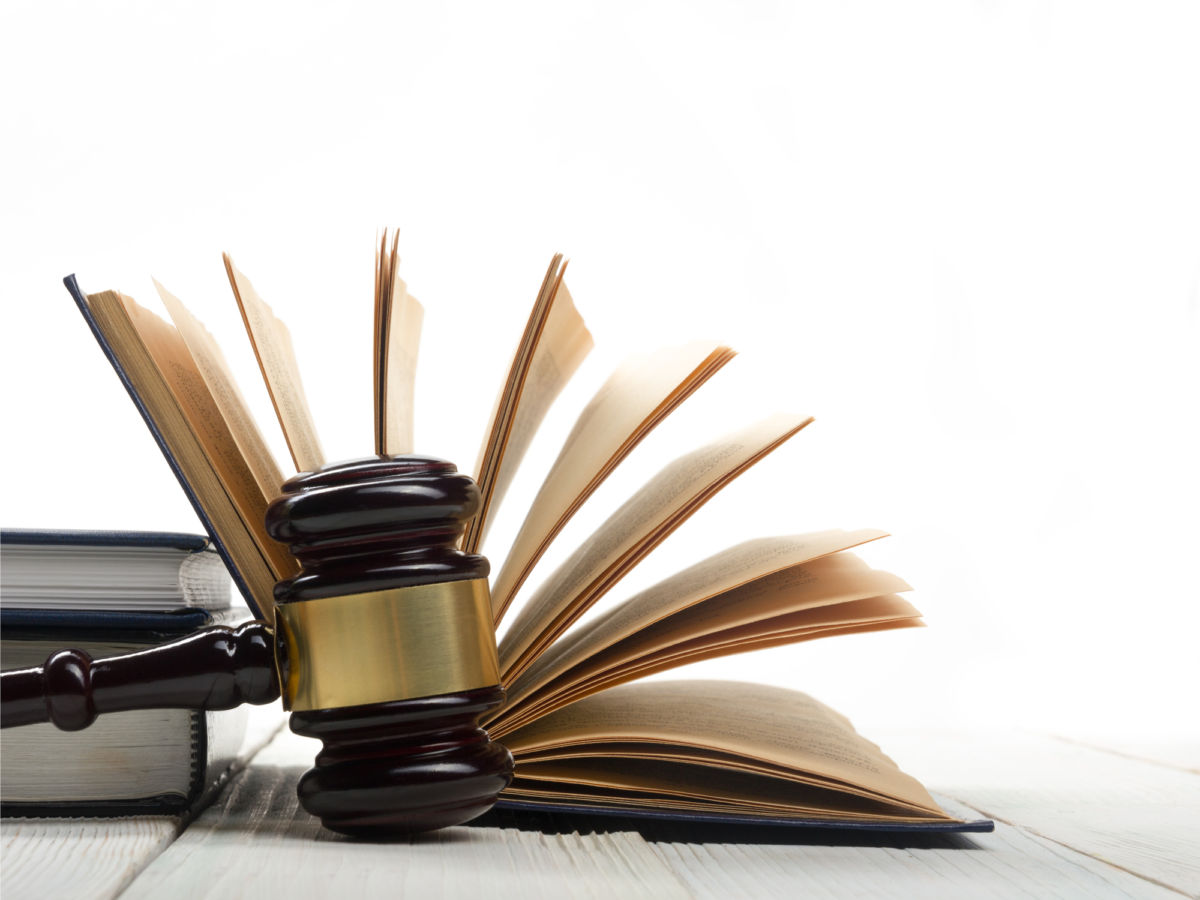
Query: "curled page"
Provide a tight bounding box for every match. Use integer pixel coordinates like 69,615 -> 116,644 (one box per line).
498,412 -> 814,684
462,256 -> 592,554
224,254 -> 325,474
508,758 -> 936,820
374,230 -> 424,455
500,591 -> 920,733
609,595 -> 922,684
154,280 -> 285,505
490,341 -> 736,623
84,291 -> 292,617
497,554 -> 916,732
497,530 -> 890,723
501,681 -> 949,819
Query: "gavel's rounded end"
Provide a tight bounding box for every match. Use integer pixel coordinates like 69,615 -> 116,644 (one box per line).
289,685 -> 513,836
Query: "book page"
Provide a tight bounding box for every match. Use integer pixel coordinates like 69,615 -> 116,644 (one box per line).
509,757 -> 943,820
499,531 -> 887,716
506,595 -> 921,731
85,292 -> 292,617
490,341 -> 735,623
223,254 -> 325,473
502,680 -> 946,815
498,412 -> 813,683
154,280 -> 285,504
381,277 -> 422,454
566,559 -> 907,681
115,294 -> 297,582
374,232 -> 423,455
462,258 -> 592,553
373,231 -> 386,447
498,555 -> 913,731
621,595 -> 922,678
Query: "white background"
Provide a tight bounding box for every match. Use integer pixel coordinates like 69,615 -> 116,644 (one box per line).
1,1 -> 1197,745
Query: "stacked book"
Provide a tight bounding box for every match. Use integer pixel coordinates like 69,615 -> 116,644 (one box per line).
0,529 -> 251,816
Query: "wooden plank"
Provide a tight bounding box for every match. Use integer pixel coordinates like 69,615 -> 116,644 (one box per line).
1,817 -> 180,900
121,725 -> 1192,900
9,723 -> 1196,899
647,797 -> 1184,899
120,730 -> 692,900
1051,733 -> 1200,774
877,729 -> 1200,898
0,708 -> 284,900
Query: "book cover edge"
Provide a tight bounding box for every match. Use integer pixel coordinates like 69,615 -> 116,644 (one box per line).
62,275 -> 262,618
489,799 -> 994,833
0,528 -> 212,551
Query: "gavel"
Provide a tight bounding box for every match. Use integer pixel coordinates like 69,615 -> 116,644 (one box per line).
0,456 -> 514,836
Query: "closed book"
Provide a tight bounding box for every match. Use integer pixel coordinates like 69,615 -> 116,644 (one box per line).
0,529 -> 252,816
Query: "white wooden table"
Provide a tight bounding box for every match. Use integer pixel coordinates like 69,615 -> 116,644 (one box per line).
3,722 -> 1197,899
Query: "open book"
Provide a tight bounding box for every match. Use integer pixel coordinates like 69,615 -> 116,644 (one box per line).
63,234 -> 988,833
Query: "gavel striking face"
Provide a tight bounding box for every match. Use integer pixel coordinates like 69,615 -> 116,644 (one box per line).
0,457 -> 515,836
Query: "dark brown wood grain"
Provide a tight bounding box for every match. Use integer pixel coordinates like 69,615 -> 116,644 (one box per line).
265,455 -> 512,835
266,455 -> 490,601
0,622 -> 280,729
290,686 -> 511,835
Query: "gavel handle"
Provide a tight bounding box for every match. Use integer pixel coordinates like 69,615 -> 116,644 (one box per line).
0,621 -> 280,730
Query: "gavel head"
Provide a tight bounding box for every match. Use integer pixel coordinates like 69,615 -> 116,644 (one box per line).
264,455 -> 513,836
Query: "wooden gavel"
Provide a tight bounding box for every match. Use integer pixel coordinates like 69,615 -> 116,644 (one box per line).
0,456 -> 514,836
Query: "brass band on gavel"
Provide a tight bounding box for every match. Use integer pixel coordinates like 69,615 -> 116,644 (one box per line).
274,578 -> 500,712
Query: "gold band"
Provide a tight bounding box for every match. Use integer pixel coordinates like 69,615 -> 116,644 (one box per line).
274,578 -> 500,712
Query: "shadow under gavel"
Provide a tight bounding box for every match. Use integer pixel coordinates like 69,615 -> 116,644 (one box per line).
0,456 -> 514,836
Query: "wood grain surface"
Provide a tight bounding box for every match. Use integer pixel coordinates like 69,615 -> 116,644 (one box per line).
3,724 -> 1196,899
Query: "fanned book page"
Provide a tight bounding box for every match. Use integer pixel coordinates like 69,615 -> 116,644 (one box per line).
154,280 -> 285,506
490,341 -> 736,623
496,579 -> 920,735
224,254 -> 325,474
498,412 -> 814,684
496,530 -> 892,729
462,255 -> 593,554
374,230 -> 424,455
503,681 -> 953,823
